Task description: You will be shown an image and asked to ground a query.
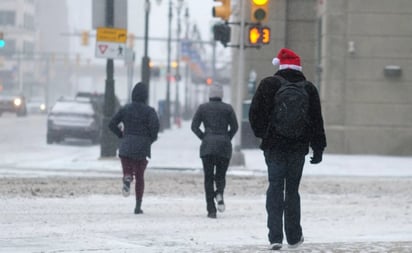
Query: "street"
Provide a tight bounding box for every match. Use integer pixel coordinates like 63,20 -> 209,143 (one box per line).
1,114 -> 412,252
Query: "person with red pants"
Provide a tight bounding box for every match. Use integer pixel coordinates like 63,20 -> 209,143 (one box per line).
109,82 -> 159,214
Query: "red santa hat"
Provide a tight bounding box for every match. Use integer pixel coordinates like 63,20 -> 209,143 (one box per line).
272,48 -> 302,71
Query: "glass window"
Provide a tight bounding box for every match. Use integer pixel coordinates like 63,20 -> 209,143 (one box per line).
24,14 -> 35,30
0,11 -> 16,26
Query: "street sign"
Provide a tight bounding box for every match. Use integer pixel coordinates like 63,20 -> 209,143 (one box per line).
96,27 -> 127,43
95,41 -> 126,59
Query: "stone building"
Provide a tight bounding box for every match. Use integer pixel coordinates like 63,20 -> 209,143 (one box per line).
239,0 -> 412,155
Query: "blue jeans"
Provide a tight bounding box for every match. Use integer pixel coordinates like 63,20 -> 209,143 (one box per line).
264,149 -> 305,245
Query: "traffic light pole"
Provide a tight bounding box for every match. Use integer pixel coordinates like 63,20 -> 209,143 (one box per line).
231,0 -> 246,166
141,0 -> 151,102
100,0 -> 118,158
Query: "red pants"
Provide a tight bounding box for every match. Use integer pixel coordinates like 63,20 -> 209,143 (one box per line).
120,157 -> 148,201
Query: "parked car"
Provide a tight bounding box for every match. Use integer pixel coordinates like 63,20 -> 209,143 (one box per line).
0,90 -> 28,117
75,91 -> 121,115
47,97 -> 102,144
27,97 -> 47,114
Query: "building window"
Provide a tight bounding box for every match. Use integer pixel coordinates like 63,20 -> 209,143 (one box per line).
24,14 -> 35,30
0,11 -> 16,26
23,41 -> 34,57
0,39 -> 16,56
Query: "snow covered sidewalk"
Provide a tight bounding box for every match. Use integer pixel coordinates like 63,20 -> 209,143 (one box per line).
1,171 -> 412,252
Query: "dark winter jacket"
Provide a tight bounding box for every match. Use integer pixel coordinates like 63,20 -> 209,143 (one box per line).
248,69 -> 326,155
191,98 -> 238,159
108,83 -> 159,159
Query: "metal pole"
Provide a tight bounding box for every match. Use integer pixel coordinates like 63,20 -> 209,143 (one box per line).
174,0 -> 183,127
141,0 -> 151,103
100,0 -> 117,157
164,0 -> 172,129
232,0 -> 245,165
183,7 -> 190,119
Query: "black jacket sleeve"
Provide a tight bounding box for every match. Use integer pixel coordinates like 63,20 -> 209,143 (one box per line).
228,106 -> 238,140
191,106 -> 205,140
308,84 -> 327,153
108,109 -> 124,138
148,108 -> 160,143
249,77 -> 278,138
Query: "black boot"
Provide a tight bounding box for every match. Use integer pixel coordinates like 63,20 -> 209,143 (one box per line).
134,200 -> 143,214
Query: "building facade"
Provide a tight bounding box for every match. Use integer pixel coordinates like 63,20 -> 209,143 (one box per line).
241,0 -> 412,155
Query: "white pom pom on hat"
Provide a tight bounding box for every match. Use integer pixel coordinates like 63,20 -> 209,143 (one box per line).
272,57 -> 280,66
271,48 -> 302,71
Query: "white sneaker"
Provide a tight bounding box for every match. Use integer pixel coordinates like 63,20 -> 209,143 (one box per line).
122,177 -> 132,197
215,193 -> 225,212
288,236 -> 304,249
270,243 -> 282,250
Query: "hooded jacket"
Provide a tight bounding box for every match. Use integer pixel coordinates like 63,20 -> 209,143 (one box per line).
109,83 -> 159,159
191,96 -> 238,159
248,69 -> 326,155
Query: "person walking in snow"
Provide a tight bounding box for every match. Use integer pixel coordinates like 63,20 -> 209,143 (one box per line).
191,83 -> 238,219
249,48 -> 326,250
109,82 -> 159,214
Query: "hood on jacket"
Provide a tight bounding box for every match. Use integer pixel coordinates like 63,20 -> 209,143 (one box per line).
132,82 -> 148,103
275,69 -> 306,83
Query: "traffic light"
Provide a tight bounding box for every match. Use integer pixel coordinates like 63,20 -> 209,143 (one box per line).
250,0 -> 269,23
213,23 -> 231,47
206,77 -> 213,85
248,25 -> 271,45
0,32 -> 5,48
81,31 -> 89,46
212,0 -> 231,21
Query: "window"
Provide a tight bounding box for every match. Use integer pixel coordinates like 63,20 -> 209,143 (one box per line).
24,14 -> 35,30
0,39 -> 16,56
0,11 -> 16,26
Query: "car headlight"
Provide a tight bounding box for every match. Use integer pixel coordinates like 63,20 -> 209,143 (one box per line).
40,103 -> 46,111
14,98 -> 22,107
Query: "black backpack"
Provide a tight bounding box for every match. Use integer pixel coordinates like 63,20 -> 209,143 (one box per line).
270,76 -> 310,139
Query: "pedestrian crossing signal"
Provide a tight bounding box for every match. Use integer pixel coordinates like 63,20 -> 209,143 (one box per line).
248,26 -> 271,45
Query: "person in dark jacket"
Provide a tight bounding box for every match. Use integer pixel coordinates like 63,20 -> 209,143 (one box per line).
191,83 -> 238,219
249,48 -> 326,250
109,82 -> 159,214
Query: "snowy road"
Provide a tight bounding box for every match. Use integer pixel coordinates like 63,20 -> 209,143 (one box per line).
1,114 -> 412,252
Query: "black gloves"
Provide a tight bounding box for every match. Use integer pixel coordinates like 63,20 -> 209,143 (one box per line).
310,150 -> 323,164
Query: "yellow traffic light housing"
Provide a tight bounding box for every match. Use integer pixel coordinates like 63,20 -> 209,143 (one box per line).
250,0 -> 269,23
213,0 -> 231,21
81,31 -> 89,46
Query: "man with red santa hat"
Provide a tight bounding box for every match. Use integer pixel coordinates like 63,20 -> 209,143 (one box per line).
249,48 -> 327,250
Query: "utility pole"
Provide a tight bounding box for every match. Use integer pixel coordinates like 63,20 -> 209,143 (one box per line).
174,0 -> 184,128
232,0 -> 246,166
100,0 -> 117,157
141,0 -> 151,101
164,0 -> 172,129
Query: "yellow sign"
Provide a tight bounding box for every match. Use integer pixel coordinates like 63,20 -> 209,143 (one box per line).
96,27 -> 127,43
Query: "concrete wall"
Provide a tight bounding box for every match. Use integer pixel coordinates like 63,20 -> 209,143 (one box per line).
320,0 -> 412,155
